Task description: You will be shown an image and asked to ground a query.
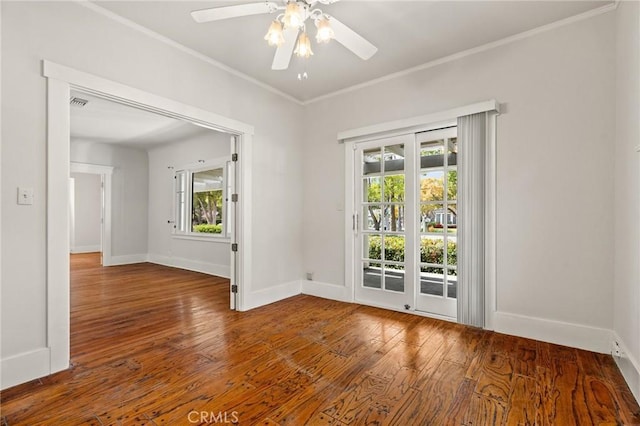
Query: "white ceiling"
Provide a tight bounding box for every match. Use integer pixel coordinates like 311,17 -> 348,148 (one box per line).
70,91 -> 213,148
91,0 -> 612,102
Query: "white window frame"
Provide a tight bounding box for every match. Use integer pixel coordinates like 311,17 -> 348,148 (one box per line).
174,156 -> 231,240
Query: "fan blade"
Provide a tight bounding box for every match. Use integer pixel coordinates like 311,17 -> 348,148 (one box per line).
272,28 -> 299,70
191,2 -> 278,23
329,16 -> 377,60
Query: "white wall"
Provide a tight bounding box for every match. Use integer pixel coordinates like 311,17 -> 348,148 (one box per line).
70,172 -> 101,253
147,130 -> 231,277
71,141 -> 149,260
613,1 -> 640,401
302,13 -> 616,345
1,0 -> 304,369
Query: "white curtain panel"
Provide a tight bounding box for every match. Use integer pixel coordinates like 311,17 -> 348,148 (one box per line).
457,112 -> 487,327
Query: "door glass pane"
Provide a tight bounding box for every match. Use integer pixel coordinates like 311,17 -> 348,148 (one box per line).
364,234 -> 382,260
420,236 -> 444,265
363,148 -> 382,175
420,170 -> 444,202
383,174 -> 405,202
447,137 -> 458,167
363,262 -> 382,289
383,144 -> 405,173
364,206 -> 382,231
363,177 -> 381,202
447,170 -> 458,201
447,268 -> 457,299
421,203 -> 443,233
447,236 -> 457,271
383,205 -> 404,232
384,235 -> 405,262
419,265 -> 444,296
384,265 -> 405,292
420,140 -> 445,169
447,204 -> 457,235
420,235 -> 445,296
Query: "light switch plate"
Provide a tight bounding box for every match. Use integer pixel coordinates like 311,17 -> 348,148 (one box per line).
18,187 -> 34,205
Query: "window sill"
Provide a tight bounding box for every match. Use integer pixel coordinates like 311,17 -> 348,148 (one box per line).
172,234 -> 231,243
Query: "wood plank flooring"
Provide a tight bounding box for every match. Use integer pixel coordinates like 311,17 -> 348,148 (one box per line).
1,253 -> 639,425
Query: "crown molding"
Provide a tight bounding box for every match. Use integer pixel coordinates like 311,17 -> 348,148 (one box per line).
75,0 -> 617,108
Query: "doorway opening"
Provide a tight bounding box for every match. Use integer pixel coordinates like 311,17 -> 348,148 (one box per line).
67,88 -> 240,362
69,173 -> 102,258
44,60 -> 254,376
69,162 -> 113,266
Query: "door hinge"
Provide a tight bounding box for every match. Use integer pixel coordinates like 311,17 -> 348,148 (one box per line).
353,213 -> 358,231
231,193 -> 238,202
231,153 -> 238,162
231,284 -> 238,293
231,243 -> 238,252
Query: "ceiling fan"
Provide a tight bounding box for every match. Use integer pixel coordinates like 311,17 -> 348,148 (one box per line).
191,0 -> 378,71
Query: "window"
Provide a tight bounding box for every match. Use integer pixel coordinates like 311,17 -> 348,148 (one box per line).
174,158 -> 230,238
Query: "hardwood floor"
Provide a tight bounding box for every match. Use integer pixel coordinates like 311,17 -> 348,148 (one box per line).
1,253 -> 639,425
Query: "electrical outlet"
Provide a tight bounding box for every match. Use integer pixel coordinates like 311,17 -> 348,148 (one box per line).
612,341 -> 622,357
306,272 -> 314,281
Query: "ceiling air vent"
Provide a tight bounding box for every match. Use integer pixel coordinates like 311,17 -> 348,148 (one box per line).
69,97 -> 88,107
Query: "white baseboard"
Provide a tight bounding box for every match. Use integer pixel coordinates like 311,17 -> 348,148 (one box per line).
612,332 -> 640,402
108,254 -> 148,266
492,311 -> 612,354
1,348 -> 50,390
241,280 -> 302,311
147,254 -> 230,278
302,280 -> 351,302
70,245 -> 100,254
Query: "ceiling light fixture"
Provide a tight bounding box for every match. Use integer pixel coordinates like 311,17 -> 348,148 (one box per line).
282,3 -> 303,29
294,31 -> 313,58
192,1 -> 378,71
314,17 -> 334,43
264,20 -> 285,46
263,1 -> 336,62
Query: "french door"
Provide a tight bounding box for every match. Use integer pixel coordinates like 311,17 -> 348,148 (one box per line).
355,134 -> 416,310
353,127 -> 458,319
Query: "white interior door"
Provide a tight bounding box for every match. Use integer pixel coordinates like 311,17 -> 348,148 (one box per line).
352,127 -> 458,320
